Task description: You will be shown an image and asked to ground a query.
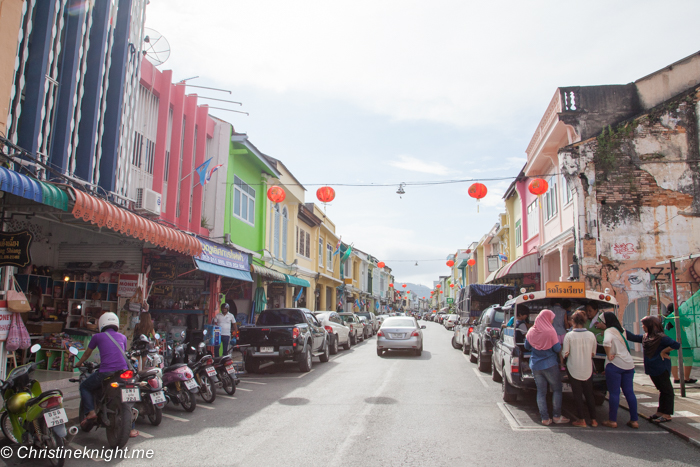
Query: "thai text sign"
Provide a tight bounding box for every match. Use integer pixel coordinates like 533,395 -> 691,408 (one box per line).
0,230 -> 32,267
546,281 -> 586,298
197,238 -> 249,271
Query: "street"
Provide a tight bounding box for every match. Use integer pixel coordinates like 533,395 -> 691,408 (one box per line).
2,322 -> 700,467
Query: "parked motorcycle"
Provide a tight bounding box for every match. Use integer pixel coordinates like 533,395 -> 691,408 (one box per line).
213,344 -> 246,395
187,339 -> 219,403
70,357 -> 139,449
0,344 -> 76,467
129,334 -> 166,426
162,336 -> 199,412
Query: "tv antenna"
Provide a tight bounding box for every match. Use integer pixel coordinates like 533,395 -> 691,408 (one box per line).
142,27 -> 171,66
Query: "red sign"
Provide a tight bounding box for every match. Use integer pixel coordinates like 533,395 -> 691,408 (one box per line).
0,308 -> 11,341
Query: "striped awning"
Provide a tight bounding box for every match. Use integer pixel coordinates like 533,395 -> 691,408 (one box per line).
250,263 -> 286,282
495,252 -> 540,279
0,167 -> 68,210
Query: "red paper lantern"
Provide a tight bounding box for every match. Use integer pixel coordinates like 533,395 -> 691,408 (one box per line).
450,284 -> 454,288
389,283 -> 394,288
316,186 -> 336,203
407,291 -> 410,294
267,185 -> 286,203
440,291 -> 443,294
377,261 -> 385,268
468,182 -> 487,200
436,284 -> 441,288
528,178 -> 549,196
446,260 -> 455,267
467,258 -> 476,267
423,296 -> 425,299
466,249 -> 471,254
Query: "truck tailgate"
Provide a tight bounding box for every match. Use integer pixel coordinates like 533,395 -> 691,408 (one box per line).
239,327 -> 295,348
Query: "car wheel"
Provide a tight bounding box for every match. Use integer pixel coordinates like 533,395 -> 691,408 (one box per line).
491,359 -> 502,382
350,334 -> 356,345
462,339 -> 470,355
319,339 -> 330,362
502,368 -> 518,403
478,346 -> 490,373
451,335 -> 461,350
377,348 -> 383,357
342,337 -> 351,350
469,340 -> 478,363
415,348 -> 422,356
330,335 -> 339,355
299,345 -> 313,372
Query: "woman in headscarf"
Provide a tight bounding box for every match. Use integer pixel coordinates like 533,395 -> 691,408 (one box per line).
626,316 -> 680,424
597,311 -> 638,428
524,309 -> 570,426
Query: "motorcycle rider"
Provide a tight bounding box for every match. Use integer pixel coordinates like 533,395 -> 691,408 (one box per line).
74,312 -> 138,438
213,302 -> 238,357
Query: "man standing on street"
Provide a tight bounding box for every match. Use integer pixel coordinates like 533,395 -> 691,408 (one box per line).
213,302 -> 238,357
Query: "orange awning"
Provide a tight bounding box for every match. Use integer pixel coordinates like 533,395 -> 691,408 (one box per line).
67,188 -> 202,256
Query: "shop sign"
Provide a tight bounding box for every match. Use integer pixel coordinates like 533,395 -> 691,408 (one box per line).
150,257 -> 176,281
197,238 -> 249,271
0,230 -> 32,268
446,298 -> 454,304
545,281 -> 586,298
268,283 -> 286,296
0,309 -> 11,341
118,274 -> 140,297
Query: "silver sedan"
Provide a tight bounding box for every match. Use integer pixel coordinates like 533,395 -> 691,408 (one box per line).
376,317 -> 426,357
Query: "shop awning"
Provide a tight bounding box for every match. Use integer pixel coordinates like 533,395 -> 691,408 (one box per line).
195,258 -> 253,282
485,265 -> 505,284
495,252 -> 540,279
250,263 -> 286,282
317,272 -> 342,284
66,187 -> 202,256
39,182 -> 68,211
282,274 -> 311,287
0,167 -> 69,211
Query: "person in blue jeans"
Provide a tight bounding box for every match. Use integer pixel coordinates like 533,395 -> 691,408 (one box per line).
597,311 -> 639,428
524,309 -> 570,426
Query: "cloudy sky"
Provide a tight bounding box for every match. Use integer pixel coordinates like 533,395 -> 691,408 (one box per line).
144,0 -> 700,287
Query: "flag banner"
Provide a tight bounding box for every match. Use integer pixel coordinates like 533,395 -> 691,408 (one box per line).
195,158 -> 213,186
498,254 -> 508,262
205,163 -> 224,185
333,236 -> 342,256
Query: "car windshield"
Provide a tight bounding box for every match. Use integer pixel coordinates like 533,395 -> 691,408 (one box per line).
339,315 -> 353,323
257,310 -> 305,325
494,311 -> 504,324
382,318 -> 416,328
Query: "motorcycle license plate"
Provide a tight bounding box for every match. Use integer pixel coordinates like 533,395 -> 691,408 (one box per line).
121,388 -> 141,402
260,346 -> 274,353
226,364 -> 236,374
206,366 -> 216,377
43,408 -> 68,427
184,378 -> 198,390
149,391 -> 166,404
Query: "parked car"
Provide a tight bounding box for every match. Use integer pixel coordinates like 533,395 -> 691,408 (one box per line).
467,304 -> 504,373
239,308 -> 330,373
444,314 -> 459,330
313,311 -> 351,353
377,316 -> 426,357
358,316 -> 373,339
356,312 -> 379,334
451,317 -> 471,350
377,314 -> 390,325
338,312 -> 364,344
492,289 -> 615,404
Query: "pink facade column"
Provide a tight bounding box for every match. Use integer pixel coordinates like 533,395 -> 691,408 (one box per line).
151,68 -> 172,196
163,84 -> 186,224
189,104 -> 209,234
176,94 -> 198,231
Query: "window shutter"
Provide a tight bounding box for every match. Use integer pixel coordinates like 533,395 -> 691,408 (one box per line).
305,232 -> 310,257
274,208 -> 280,258
282,208 -> 288,259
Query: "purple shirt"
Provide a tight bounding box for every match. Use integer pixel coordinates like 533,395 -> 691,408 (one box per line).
88,329 -> 128,372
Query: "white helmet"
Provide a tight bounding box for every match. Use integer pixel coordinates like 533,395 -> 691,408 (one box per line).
98,312 -> 120,332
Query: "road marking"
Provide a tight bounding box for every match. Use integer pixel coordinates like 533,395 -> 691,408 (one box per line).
162,413 -> 189,422
218,395 -> 237,400
197,404 -> 215,409
297,369 -> 315,379
672,411 -> 699,418
497,402 -> 550,431
240,380 -> 266,385
138,430 -> 154,438
471,367 -> 490,389
236,387 -> 253,391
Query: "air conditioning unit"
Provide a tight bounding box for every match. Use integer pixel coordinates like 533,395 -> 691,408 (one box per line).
135,188 -> 161,216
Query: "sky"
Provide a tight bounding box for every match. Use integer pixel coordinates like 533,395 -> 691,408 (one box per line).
144,0 -> 700,288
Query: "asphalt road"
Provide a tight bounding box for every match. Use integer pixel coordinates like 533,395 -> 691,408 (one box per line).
2,321 -> 699,466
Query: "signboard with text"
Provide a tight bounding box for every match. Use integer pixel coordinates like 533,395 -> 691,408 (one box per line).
0,230 -> 32,267
197,238 -> 249,271
545,281 -> 586,298
118,274 -> 140,298
0,309 -> 12,341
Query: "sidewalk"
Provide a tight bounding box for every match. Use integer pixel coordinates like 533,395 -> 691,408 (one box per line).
616,356 -> 700,447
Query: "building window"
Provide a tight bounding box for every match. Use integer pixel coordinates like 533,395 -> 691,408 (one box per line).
319,237 -> 324,267
544,175 -> 558,221
296,226 -> 310,258
233,175 -> 255,225
515,219 -> 522,247
282,207 -> 288,259
527,200 -> 539,238
273,204 -> 281,258
562,175 -> 574,205
327,243 -> 333,270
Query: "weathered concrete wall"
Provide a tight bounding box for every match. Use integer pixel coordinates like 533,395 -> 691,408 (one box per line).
636,50 -> 700,110
560,87 -> 700,314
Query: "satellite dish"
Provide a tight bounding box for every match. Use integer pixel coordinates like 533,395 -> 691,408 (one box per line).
142,27 -> 170,66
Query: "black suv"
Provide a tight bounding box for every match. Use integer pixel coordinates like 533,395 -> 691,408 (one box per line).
467,305 -> 504,373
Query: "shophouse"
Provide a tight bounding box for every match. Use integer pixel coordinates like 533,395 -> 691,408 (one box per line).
313,204 -> 341,311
